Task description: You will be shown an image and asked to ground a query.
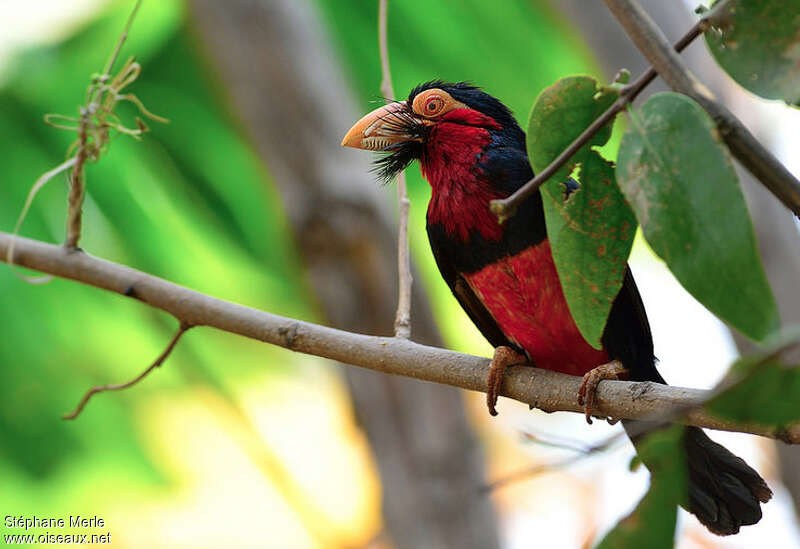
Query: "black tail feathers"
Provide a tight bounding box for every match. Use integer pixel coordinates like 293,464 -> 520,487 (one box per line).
623,421 -> 771,535
684,426 -> 772,535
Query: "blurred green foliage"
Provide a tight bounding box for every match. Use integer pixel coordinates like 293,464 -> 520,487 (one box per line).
0,0 -> 312,520
597,427 -> 686,549
707,328 -> 800,426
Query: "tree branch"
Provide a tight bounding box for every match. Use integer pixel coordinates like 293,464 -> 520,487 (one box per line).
603,0 -> 800,217
62,321 -> 190,419
490,1 -> 719,222
1,230 -> 798,442
378,0 -> 412,339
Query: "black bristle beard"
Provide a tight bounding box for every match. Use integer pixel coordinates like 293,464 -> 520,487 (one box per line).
369,102 -> 428,184
372,141 -> 424,184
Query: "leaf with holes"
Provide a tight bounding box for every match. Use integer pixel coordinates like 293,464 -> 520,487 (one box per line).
705,0 -> 800,106
617,93 -> 778,342
596,426 -> 686,549
527,75 -> 636,349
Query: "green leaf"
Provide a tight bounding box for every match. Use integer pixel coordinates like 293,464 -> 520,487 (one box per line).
616,93 -> 779,342
707,328 -> 800,425
596,426 -> 686,549
527,76 -> 636,349
705,0 -> 800,106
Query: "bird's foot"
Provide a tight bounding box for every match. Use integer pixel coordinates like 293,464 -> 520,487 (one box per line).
578,360 -> 628,425
487,346 -> 527,416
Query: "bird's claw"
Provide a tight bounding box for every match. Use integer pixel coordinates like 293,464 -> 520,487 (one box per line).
486,346 -> 527,416
578,360 -> 628,424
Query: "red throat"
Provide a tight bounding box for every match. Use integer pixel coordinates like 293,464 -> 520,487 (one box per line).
422,110 -> 504,242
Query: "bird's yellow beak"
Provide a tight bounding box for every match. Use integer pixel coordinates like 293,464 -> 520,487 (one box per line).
341,101 -> 423,151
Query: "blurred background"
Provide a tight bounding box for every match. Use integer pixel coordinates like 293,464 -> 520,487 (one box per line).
1,1 -> 799,547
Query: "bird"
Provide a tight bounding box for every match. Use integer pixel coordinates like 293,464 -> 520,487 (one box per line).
341,80 -> 772,535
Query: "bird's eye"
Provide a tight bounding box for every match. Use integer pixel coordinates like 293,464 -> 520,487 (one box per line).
425,97 -> 444,116
411,88 -> 463,118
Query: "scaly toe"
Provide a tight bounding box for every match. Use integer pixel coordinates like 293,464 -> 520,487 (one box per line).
485,346 -> 527,417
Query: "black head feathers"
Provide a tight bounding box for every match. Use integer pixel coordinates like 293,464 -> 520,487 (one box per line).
408,80 -> 522,140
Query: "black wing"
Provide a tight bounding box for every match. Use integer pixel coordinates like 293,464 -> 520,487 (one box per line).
427,223 -> 511,349
602,267 -> 663,383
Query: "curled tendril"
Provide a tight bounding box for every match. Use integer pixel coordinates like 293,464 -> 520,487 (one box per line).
9,0 -> 168,280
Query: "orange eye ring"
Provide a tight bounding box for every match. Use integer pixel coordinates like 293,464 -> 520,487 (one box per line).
424,96 -> 444,116
411,88 -> 466,118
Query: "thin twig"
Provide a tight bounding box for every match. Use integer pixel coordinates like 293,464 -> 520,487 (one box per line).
378,0 -> 412,339
64,0 -> 141,251
490,1 -> 724,222
6,156 -> 77,283
62,322 -> 191,420
101,0 -> 142,78
7,0 -> 161,266
484,432 -> 625,492
46,0 -> 159,252
64,118 -> 89,250
520,428 -> 597,454
2,230 -> 798,442
603,0 -> 800,217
